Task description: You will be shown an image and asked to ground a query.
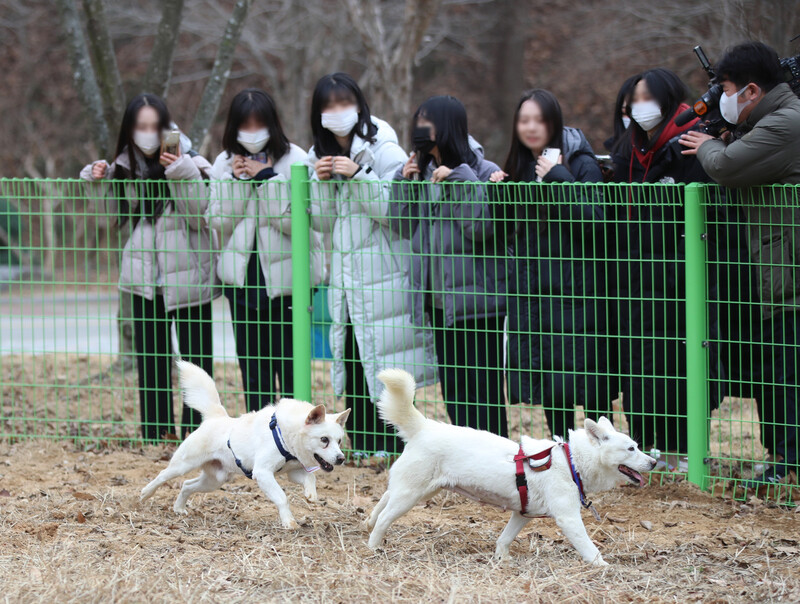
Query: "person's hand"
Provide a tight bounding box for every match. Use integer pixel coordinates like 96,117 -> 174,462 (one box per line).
489,170 -> 508,183
232,155 -> 248,178
160,152 -> 179,168
679,131 -> 715,156
91,161 -> 108,180
402,152 -> 420,180
535,155 -> 560,180
315,156 -> 334,181
242,156 -> 271,178
332,156 -> 360,178
431,165 -> 452,183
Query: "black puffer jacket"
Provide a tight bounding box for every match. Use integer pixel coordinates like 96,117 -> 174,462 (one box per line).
390,138 -> 509,327
504,128 -> 613,426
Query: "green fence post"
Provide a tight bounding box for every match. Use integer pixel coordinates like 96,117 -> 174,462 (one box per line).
291,163 -> 312,402
685,183 -> 709,489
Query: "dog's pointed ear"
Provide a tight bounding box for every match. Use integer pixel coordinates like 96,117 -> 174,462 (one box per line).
598,416 -> 614,431
333,408 -> 351,426
306,404 -> 326,425
584,418 -> 605,446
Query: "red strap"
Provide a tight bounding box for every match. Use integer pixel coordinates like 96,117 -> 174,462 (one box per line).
514,445 -> 555,514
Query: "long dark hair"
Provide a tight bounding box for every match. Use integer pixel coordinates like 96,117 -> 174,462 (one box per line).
502,89 -> 564,182
611,74 -> 639,146
310,73 -> 377,156
614,68 -> 688,156
413,95 -> 474,174
221,88 -> 290,160
113,93 -> 173,228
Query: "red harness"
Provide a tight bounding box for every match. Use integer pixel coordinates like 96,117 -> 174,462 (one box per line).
514,443 -> 600,520
513,444 -> 555,514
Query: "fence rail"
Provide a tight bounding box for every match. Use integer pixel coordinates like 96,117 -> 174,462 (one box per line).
0,173 -> 797,502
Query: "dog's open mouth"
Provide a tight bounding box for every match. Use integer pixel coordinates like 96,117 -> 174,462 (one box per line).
618,465 -> 646,486
314,454 -> 334,472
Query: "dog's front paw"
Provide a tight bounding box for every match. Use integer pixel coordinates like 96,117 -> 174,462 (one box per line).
282,518 -> 299,530
591,555 -> 609,567
173,504 -> 188,516
492,548 -> 509,564
304,491 -> 318,503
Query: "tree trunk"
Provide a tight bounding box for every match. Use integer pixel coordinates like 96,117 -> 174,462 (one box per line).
188,0 -> 253,153
56,0 -> 113,157
143,0 -> 185,98
82,0 -> 125,136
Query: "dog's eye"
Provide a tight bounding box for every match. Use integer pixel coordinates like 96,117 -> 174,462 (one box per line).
628,446 -> 635,451
321,437 -> 329,446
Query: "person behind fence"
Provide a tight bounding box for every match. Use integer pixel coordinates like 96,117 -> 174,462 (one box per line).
489,89 -> 612,440
306,73 -> 437,455
680,40 -> 800,487
610,68 -> 723,471
206,88 -> 325,412
80,93 -> 218,442
603,74 -> 639,153
390,95 -> 509,437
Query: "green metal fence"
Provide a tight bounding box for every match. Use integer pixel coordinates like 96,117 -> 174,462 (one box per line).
0,172 -> 797,502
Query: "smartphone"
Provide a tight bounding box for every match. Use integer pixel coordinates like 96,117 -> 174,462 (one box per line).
161,128 -> 181,157
536,147 -> 562,182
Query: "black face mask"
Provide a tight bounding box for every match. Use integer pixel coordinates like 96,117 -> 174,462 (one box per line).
412,126 -> 436,154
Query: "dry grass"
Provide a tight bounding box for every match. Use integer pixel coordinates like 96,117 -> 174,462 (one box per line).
1,440 -> 799,603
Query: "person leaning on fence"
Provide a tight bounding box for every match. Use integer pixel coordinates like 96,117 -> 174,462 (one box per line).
489,89 -> 612,441
390,95 -> 510,438
80,93 -> 219,442
680,41 -> 800,488
206,89 -> 325,412
610,69 -> 726,472
306,73 -> 437,455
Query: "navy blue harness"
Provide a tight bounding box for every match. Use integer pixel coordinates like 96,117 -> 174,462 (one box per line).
227,413 -> 296,480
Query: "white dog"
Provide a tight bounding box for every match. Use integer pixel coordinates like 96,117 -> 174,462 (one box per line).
141,361 -> 350,528
367,369 -> 656,565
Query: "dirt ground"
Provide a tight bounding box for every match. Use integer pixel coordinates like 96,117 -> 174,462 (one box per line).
1,440 -> 799,603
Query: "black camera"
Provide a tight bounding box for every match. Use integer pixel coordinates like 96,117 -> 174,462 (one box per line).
677,37 -> 800,136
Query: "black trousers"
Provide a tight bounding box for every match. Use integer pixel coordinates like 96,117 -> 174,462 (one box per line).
430,308 -> 509,438
131,294 -> 213,441
227,292 -> 294,412
344,321 -> 403,454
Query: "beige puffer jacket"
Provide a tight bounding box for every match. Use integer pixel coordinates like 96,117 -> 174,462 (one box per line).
206,143 -> 326,296
80,151 -> 219,311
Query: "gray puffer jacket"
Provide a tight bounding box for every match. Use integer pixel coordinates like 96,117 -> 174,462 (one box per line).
206,144 -> 326,297
80,150 -> 219,311
307,117 -> 438,400
390,138 -> 509,327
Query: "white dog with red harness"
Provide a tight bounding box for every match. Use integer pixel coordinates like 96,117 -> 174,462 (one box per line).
368,369 -> 657,565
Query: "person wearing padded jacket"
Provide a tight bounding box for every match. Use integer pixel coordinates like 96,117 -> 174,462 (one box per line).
391,95 -> 510,437
80,93 -> 218,442
207,89 -> 325,411
307,73 -> 437,455
610,68 -> 725,471
490,89 -> 612,440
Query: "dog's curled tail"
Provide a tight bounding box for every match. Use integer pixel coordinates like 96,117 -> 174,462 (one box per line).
377,369 -> 425,441
176,360 -> 228,420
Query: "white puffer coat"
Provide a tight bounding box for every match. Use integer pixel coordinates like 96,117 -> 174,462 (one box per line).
307,117 -> 437,400
206,144 -> 326,296
80,151 -> 219,311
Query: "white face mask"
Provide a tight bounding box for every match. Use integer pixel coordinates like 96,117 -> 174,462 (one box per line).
321,107 -> 359,137
630,101 -> 663,131
237,128 -> 270,154
622,116 -> 632,129
133,130 -> 161,155
719,86 -> 753,125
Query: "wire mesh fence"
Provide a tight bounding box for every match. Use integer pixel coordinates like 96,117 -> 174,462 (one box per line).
0,171 -> 797,501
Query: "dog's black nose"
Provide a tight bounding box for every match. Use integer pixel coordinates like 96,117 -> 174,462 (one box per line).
336,455 -> 345,465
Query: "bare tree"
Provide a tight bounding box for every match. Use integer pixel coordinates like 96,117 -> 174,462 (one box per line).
143,0 -> 186,98
189,0 -> 253,153
341,0 -> 443,143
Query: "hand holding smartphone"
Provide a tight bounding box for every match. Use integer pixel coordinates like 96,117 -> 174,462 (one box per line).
160,128 -> 181,157
536,147 -> 561,182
